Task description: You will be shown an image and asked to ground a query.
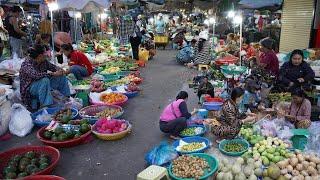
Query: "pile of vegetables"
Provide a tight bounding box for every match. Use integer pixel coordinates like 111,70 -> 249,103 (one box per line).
42,120 -> 91,141
239,126 -> 265,145
268,150 -> 320,180
122,75 -> 142,83
103,60 -> 137,71
53,109 -> 73,124
101,67 -> 121,74
71,79 -> 91,90
172,155 -> 210,179
100,93 -> 127,105
242,137 -> 291,166
216,157 -> 259,180
126,82 -> 140,92
94,119 -> 128,134
91,79 -> 105,92
2,152 -> 51,179
180,127 -> 203,136
96,107 -> 122,118
104,79 -> 129,88
268,93 -> 291,103
223,142 -> 246,153
180,142 -> 205,152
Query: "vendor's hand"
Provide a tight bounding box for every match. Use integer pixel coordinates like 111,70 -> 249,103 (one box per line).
285,115 -> 296,122
51,70 -> 64,77
297,78 -> 305,83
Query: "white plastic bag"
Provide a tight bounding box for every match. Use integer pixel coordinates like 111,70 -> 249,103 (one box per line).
9,103 -> 33,137
0,58 -> 23,73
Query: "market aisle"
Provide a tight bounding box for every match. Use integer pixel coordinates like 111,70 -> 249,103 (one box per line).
1,50 -> 198,180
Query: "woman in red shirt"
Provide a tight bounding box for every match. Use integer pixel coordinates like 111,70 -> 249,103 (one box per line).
61,44 -> 93,80
255,38 -> 279,76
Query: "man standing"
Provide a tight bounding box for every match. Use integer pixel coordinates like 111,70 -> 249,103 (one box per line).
5,6 -> 27,58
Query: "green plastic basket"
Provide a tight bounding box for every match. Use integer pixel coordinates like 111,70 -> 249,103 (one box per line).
168,153 -> 219,180
103,74 -> 120,82
221,65 -> 247,76
116,71 -> 131,77
218,138 -> 249,156
290,129 -> 309,150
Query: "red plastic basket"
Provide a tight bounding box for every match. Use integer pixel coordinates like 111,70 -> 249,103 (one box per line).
23,175 -> 65,180
205,96 -> 224,103
37,126 -> 92,148
0,146 -> 60,179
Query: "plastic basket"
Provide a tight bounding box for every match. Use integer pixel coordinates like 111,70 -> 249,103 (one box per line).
103,74 -> 120,82
290,129 -> 309,150
116,71 -> 132,77
168,153 -> 219,180
32,107 -> 79,127
92,93 -> 128,107
220,65 -> 247,76
79,105 -> 124,124
180,125 -> 206,137
36,126 -> 92,148
92,122 -> 132,141
172,136 -> 211,154
218,138 -> 249,156
124,91 -> 139,98
23,175 -> 65,180
202,102 -> 223,111
0,146 -> 60,179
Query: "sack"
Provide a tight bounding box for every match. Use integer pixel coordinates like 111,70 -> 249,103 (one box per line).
0,99 -> 12,136
9,104 -> 33,137
145,141 -> 178,166
139,48 -> 149,62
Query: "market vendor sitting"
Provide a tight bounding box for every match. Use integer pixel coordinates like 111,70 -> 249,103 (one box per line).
255,37 -> 279,76
197,77 -> 214,104
284,88 -> 312,129
239,79 -> 261,114
211,88 -> 244,140
19,44 -> 70,111
60,44 -> 93,80
278,49 -> 315,92
187,31 -> 211,68
159,91 -> 198,140
219,33 -> 238,55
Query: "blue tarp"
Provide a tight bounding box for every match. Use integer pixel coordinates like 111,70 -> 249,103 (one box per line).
239,0 -> 282,9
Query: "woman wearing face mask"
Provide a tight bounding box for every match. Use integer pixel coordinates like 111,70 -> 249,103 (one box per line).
278,49 -> 315,92
211,87 -> 244,140
284,88 -> 311,129
19,44 -> 70,110
60,43 -> 93,80
255,37 -> 279,76
159,91 -> 198,139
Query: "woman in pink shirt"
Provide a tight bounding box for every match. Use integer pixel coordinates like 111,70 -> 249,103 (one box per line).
159,91 -> 197,139
285,88 -> 311,129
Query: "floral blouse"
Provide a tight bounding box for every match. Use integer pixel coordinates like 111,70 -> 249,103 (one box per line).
19,58 -> 58,109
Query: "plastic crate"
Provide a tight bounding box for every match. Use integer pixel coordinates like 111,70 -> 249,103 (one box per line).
290,129 -> 309,150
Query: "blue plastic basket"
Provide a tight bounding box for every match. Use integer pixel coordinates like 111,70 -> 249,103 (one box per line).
218,138 -> 250,156
172,136 -> 211,154
31,107 -> 78,127
202,102 -> 223,111
179,125 -> 206,137
124,91 -> 139,98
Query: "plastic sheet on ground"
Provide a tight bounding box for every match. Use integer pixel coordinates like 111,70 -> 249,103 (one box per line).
145,141 -> 178,166
305,121 -> 320,156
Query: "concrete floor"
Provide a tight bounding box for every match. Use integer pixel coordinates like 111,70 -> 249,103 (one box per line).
1,50 -> 201,180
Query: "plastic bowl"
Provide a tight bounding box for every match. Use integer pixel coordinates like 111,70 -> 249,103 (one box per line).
79,105 -> 124,124
168,153 -> 219,180
124,91 -> 139,98
0,146 -> 60,179
95,93 -> 129,107
37,126 -> 92,148
218,138 -> 250,156
172,136 -> 211,154
179,125 -> 206,137
202,102 -> 223,111
23,175 -> 65,180
32,107 -> 79,127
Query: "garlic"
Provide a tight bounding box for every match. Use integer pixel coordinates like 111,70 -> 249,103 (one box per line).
280,168 -> 288,175
296,163 -> 303,171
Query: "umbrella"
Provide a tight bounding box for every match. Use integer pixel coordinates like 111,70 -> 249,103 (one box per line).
239,0 -> 282,9
57,0 -> 110,12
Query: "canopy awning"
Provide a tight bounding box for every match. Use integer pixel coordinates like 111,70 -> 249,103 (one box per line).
57,0 -> 111,12
239,0 -> 282,9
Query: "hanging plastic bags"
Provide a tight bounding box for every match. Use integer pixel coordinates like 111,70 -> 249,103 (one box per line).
9,104 -> 33,137
145,141 -> 178,166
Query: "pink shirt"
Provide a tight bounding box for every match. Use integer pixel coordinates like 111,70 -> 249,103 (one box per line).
160,99 -> 184,122
289,99 -> 311,121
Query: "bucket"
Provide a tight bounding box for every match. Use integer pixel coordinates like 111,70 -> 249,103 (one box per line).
197,109 -> 209,119
290,129 -> 309,150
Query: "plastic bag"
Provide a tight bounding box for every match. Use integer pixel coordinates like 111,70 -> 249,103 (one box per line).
65,97 -> 83,110
145,141 -> 178,166
9,103 -> 34,137
0,58 -> 23,73
305,122 -> 320,156
0,99 -> 12,136
36,109 -> 51,122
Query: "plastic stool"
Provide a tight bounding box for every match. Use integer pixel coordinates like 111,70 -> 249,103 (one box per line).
137,165 -> 169,180
198,64 -> 209,71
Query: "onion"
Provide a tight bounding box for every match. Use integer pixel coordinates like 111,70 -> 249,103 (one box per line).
292,170 -> 300,176
296,164 -> 303,171
287,165 -> 294,172
284,174 -> 293,179
307,166 -> 317,176
309,162 -> 316,168
280,169 -> 288,175
290,157 -> 299,167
